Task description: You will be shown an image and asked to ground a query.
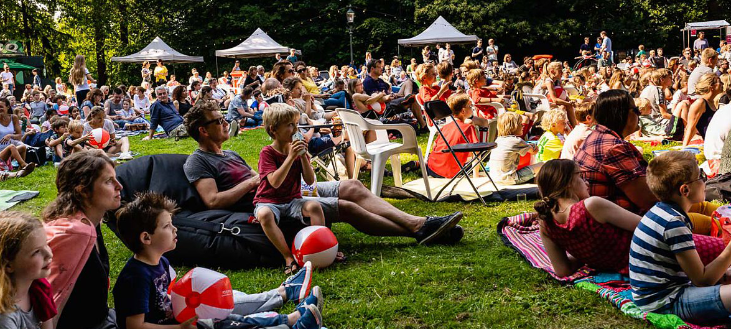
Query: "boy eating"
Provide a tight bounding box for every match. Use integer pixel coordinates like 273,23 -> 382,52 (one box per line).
254,103 -> 326,274
114,192 -> 323,329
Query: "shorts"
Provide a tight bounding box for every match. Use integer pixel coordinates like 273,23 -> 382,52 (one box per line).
254,198 -> 311,226
662,285 -> 731,324
308,135 -> 336,156
167,123 -> 189,139
514,165 -> 537,184
664,115 -> 685,141
306,181 -> 339,222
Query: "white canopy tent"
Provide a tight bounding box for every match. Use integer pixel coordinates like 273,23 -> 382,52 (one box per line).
397,16 -> 478,47
110,37 -> 204,63
215,28 -> 298,58
681,20 -> 730,49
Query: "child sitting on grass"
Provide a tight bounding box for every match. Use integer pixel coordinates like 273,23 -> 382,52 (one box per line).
63,120 -> 91,155
40,109 -> 57,133
560,102 -> 595,160
536,109 -> 567,162
630,151 -> 731,325
0,211 -> 55,329
45,117 -> 70,163
114,192 -> 323,329
426,93 -> 485,178
489,112 -> 542,185
254,103 -> 326,275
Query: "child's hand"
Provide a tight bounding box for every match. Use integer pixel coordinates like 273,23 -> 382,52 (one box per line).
290,140 -> 306,159
80,133 -> 93,142
179,316 -> 198,329
61,132 -> 69,139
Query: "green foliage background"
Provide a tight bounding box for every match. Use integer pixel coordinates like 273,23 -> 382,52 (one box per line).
1,0 -> 730,85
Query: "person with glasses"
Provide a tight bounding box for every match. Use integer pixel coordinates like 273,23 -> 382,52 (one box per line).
143,86 -> 187,140
629,151 -> 731,326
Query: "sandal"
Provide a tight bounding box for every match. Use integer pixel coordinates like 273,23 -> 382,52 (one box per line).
284,260 -> 300,275
335,251 -> 347,263
17,162 -> 35,178
0,171 -> 10,182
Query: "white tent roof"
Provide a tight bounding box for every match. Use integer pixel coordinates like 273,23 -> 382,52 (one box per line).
682,20 -> 730,31
216,28 -> 294,58
398,16 -> 478,47
111,37 -> 204,63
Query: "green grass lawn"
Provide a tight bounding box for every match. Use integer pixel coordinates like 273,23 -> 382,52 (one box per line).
1,129 -> 654,328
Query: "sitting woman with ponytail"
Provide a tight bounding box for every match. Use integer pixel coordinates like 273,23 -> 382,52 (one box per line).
535,159 -> 642,277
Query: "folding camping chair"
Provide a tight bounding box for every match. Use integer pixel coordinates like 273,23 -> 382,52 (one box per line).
416,94 -> 441,163
423,100 -> 499,205
299,123 -> 348,181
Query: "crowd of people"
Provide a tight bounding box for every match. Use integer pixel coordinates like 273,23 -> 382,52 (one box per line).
6,28 -> 731,328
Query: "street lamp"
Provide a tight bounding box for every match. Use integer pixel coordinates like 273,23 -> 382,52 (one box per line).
347,6 -> 355,66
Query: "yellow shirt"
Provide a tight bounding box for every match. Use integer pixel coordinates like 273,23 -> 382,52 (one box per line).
154,66 -> 168,82
302,77 -> 320,94
537,131 -> 564,162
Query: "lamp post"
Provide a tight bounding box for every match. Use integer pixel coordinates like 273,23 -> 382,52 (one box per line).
347,6 -> 355,66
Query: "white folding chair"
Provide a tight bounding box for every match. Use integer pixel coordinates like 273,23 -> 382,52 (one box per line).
337,108 -> 432,198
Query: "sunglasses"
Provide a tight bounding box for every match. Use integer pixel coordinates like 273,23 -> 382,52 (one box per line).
288,69 -> 295,74
685,170 -> 707,185
297,68 -> 307,73
201,117 -> 225,127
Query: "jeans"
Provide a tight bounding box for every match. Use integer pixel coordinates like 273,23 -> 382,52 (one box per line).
323,91 -> 347,108
244,111 -> 263,127
216,289 -> 289,328
660,285 -> 731,325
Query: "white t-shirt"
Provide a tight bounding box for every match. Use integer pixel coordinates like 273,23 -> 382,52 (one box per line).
1,71 -> 13,85
189,75 -> 202,85
704,104 -> 731,160
669,89 -> 689,111
134,94 -> 151,110
83,118 -> 116,135
486,45 -> 498,60
74,68 -> 91,91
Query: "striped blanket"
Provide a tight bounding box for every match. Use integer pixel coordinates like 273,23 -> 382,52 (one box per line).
497,213 -> 725,329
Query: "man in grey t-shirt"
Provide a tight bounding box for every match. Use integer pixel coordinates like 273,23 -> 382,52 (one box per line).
688,48 -> 718,95
182,105 -> 464,245
104,87 -> 124,120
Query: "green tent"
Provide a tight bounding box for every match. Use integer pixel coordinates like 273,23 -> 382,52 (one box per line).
0,59 -> 35,70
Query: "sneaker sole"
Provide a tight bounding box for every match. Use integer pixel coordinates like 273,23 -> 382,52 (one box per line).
307,304 -> 323,328
299,261 -> 313,303
418,212 -> 463,245
311,286 -> 324,314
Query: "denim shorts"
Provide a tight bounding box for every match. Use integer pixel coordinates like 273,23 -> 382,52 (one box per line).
254,198 -> 311,225
305,181 -> 339,222
665,285 -> 731,324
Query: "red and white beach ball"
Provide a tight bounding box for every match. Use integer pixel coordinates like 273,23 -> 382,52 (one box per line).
292,226 -> 338,268
170,267 -> 234,322
88,128 -> 110,149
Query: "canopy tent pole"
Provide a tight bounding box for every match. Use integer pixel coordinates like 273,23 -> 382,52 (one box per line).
216,56 -> 219,77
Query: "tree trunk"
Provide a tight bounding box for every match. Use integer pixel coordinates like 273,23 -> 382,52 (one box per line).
94,24 -> 107,85
19,0 -> 32,55
119,2 -> 128,47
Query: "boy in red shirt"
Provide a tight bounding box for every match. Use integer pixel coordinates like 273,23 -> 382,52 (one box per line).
467,68 -> 504,119
254,103 -> 325,274
427,93 -> 489,178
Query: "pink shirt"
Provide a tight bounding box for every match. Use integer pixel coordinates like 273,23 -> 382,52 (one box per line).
561,123 -> 594,160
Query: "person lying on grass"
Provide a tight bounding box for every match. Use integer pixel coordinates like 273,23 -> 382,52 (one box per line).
253,103 -> 327,275
630,151 -> 731,325
114,192 -> 323,329
181,102 -> 463,268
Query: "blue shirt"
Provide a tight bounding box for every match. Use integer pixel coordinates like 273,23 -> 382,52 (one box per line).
286,55 -> 298,63
226,94 -> 249,121
362,75 -> 390,96
112,257 -> 176,329
629,201 -> 695,312
149,100 -> 183,135
28,101 -> 47,117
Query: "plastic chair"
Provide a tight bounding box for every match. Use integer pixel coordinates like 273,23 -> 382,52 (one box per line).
336,108 -> 432,198
416,95 -> 440,163
423,100 -> 498,205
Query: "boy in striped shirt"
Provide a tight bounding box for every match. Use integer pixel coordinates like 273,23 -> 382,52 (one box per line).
629,151 -> 731,324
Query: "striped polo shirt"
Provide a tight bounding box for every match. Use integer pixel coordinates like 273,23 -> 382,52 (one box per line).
629,201 -> 695,312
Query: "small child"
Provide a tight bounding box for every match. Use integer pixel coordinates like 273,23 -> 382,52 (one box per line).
254,103 -> 325,274
251,90 -> 270,112
68,106 -> 81,121
467,68 -> 503,119
0,83 -> 11,98
40,109 -> 57,133
489,112 -> 542,185
63,120 -> 90,155
560,102 -> 595,160
45,116 -> 70,163
536,109 -> 567,162
630,151 -> 731,325
114,192 -> 323,329
116,98 -> 149,128
0,211 -> 55,329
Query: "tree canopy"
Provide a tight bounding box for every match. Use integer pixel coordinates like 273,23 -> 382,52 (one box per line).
1,0 -> 728,85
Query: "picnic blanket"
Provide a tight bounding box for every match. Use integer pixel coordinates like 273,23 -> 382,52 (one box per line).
401,177 -> 539,202
0,190 -> 40,211
496,213 -> 725,329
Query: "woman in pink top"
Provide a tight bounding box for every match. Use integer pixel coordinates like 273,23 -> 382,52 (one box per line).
43,150 -> 121,329
534,159 -> 642,277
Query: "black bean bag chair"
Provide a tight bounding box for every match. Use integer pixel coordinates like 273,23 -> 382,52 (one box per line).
106,154 -> 305,269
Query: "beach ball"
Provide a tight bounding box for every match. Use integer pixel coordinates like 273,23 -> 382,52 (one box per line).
292,226 -> 338,268
170,267 -> 234,322
88,128 -> 110,149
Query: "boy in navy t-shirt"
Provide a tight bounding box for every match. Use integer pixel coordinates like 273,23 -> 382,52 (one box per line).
113,192 -> 324,329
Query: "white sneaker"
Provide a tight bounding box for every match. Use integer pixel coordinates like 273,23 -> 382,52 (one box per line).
119,152 -> 133,160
